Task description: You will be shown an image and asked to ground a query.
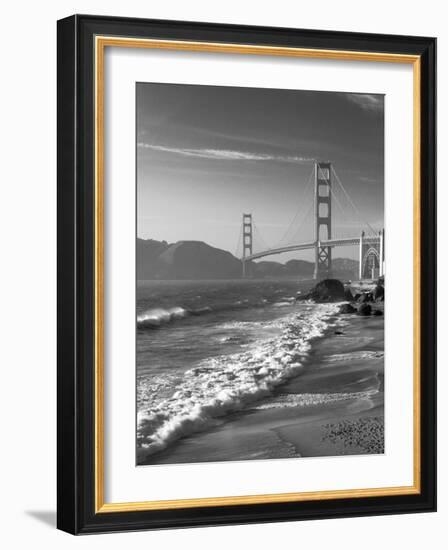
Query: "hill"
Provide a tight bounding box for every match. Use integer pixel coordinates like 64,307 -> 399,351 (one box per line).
137,238 -> 359,280
137,239 -> 241,280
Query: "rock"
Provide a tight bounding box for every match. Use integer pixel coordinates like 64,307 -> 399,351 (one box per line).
373,309 -> 383,316
300,279 -> 346,303
372,284 -> 385,302
358,292 -> 372,303
339,303 -> 357,314
357,303 -> 372,316
344,287 -> 354,301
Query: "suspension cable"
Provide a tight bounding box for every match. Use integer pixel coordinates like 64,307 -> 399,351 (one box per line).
234,223 -> 243,258
332,167 -> 376,236
287,199 -> 314,244
253,222 -> 270,251
328,182 -> 348,239
331,166 -> 376,235
275,166 -> 315,247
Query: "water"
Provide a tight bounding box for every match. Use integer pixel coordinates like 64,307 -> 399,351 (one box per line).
136,279 -> 339,462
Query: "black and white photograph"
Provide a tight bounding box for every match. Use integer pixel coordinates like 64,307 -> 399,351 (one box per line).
50,9 -> 438,538
135,82 -> 385,466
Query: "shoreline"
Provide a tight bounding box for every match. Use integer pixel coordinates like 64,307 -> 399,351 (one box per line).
140,308 -> 384,466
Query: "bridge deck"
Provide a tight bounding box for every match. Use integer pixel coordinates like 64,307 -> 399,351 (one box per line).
244,236 -> 380,261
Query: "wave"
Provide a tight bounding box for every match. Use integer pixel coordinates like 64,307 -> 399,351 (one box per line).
252,390 -> 378,410
137,303 -> 339,460
325,351 -> 385,363
137,304 -> 223,328
136,296 -> 294,329
137,306 -> 189,328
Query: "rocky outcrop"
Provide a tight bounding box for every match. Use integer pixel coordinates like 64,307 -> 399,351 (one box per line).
357,303 -> 372,316
372,282 -> 385,302
358,292 -> 374,303
336,277 -> 385,317
299,279 -> 346,303
339,303 -> 357,314
344,287 -> 355,301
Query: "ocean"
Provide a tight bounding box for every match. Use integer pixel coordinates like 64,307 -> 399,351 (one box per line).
136,279 -> 346,463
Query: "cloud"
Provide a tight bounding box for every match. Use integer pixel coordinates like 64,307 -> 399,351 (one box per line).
137,142 -> 315,164
345,93 -> 384,113
358,175 -> 381,186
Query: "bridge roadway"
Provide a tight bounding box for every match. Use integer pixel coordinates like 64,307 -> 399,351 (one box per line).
244,235 -> 380,262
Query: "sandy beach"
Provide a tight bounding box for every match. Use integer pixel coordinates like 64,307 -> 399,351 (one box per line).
140,306 -> 384,465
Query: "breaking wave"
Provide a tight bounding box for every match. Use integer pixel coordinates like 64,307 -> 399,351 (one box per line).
137,296 -> 296,329
137,303 -> 339,460
137,307 -> 189,328
137,305 -> 217,328
325,351 -> 385,363
252,390 -> 378,410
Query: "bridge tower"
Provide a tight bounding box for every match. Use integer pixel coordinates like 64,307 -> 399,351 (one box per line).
359,229 -> 385,280
242,213 -> 253,278
313,162 -> 332,279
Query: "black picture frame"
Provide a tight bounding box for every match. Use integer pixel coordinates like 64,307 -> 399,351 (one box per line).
57,14 -> 436,535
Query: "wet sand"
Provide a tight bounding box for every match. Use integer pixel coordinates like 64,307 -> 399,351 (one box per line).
141,310 -> 384,465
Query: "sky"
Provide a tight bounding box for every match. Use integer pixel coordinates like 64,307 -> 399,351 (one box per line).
137,82 -> 384,262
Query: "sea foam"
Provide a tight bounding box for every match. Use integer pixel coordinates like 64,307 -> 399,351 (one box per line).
137,303 -> 339,460
137,306 -> 189,328
253,390 -> 378,410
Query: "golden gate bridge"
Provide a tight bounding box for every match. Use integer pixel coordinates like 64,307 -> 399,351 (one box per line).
235,161 -> 384,280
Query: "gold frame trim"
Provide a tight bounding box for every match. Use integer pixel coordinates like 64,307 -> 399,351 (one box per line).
94,36 -> 422,514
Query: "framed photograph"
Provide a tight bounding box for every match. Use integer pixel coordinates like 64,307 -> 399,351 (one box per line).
57,15 -> 436,534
